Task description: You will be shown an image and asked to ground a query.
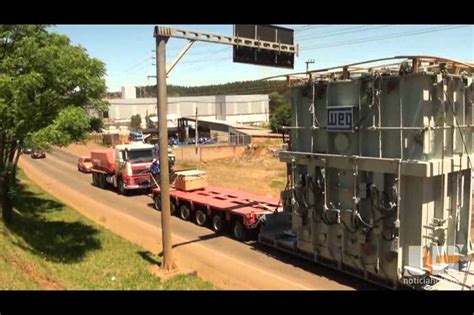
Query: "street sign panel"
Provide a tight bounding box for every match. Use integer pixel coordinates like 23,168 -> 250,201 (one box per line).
233,25 -> 295,69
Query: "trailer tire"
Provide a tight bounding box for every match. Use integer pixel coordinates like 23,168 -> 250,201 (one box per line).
154,196 -> 176,214
179,204 -> 191,221
232,220 -> 246,242
211,214 -> 226,233
170,201 -> 177,215
195,209 -> 207,226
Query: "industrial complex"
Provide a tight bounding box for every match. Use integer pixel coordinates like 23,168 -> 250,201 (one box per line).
3,24 -> 474,300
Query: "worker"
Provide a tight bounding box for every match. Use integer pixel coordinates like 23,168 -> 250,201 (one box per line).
149,158 -> 160,187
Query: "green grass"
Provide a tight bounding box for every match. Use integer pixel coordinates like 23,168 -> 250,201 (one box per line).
269,178 -> 285,190
0,169 -> 214,290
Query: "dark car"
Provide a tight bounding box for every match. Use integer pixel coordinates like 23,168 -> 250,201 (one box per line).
22,148 -> 33,154
31,151 -> 46,159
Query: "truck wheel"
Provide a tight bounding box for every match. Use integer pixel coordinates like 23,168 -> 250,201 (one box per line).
154,195 -> 161,210
92,173 -> 97,186
211,214 -> 226,233
99,174 -> 107,189
195,209 -> 207,226
232,220 -> 246,242
179,205 -> 191,221
118,178 -> 127,195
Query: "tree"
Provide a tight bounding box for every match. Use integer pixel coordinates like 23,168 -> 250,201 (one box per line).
130,114 -> 142,130
145,114 -> 156,129
269,92 -> 287,113
0,25 -> 108,223
269,92 -> 291,133
270,101 -> 292,133
89,117 -> 104,133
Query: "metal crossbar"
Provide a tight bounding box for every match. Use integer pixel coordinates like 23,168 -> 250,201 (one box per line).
154,26 -> 298,55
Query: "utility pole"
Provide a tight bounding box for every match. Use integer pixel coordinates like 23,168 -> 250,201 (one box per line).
305,59 -> 315,73
195,107 -> 198,153
151,24 -> 297,274
305,59 -> 315,80
155,35 -> 176,272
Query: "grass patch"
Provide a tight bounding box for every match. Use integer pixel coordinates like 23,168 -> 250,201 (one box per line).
175,161 -> 198,169
269,179 -> 285,190
0,169 -> 214,290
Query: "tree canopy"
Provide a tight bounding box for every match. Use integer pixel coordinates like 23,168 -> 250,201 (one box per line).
0,25 -> 108,223
130,114 -> 142,130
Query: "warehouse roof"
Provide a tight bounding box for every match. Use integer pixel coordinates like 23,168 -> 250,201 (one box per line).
179,116 -> 280,138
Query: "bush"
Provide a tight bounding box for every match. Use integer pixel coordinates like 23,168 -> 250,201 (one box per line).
130,114 -> 142,130
89,117 -> 104,132
270,102 -> 291,133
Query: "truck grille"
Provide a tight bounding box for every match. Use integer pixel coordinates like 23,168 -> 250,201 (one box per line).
132,168 -> 149,175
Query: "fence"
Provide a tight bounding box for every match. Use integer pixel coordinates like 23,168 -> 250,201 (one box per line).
228,134 -> 251,146
88,132 -> 129,147
89,132 -> 252,147
172,145 -> 247,162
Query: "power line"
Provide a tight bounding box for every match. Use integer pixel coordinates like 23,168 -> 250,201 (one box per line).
297,25 -> 363,39
295,25 -> 331,33
297,25 -> 392,41
300,25 -> 470,51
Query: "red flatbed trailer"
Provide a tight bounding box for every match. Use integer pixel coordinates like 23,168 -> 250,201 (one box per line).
152,186 -> 282,241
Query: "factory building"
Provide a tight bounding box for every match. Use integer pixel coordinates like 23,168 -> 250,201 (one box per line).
100,86 -> 270,128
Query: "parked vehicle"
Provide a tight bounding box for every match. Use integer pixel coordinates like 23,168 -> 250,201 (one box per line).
77,156 -> 93,173
22,147 -> 33,154
31,151 -> 46,159
128,131 -> 144,143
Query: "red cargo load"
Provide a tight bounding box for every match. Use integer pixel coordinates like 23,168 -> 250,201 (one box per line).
91,149 -> 116,174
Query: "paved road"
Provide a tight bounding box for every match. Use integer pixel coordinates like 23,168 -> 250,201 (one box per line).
19,148 -> 377,290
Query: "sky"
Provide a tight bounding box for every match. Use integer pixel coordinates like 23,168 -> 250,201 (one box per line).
51,25 -> 474,92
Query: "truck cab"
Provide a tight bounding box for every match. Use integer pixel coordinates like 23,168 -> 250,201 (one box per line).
114,143 -> 155,193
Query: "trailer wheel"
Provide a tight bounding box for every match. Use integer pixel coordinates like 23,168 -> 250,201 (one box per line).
154,197 -> 176,214
232,220 -> 246,242
170,201 -> 177,215
179,204 -> 191,221
211,214 -> 226,233
195,209 -> 207,226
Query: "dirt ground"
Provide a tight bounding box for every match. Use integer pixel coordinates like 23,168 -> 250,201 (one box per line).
62,141 -> 108,157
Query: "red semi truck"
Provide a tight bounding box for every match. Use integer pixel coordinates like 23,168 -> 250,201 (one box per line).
91,143 -> 156,194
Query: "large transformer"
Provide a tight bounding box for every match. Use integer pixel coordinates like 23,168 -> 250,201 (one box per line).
260,56 -> 474,289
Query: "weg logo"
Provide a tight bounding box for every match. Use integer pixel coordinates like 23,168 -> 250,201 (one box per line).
327,106 -> 353,132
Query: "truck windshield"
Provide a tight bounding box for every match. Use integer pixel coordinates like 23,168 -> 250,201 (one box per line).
126,149 -> 154,163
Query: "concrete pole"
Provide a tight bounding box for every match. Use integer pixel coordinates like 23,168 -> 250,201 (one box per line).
156,35 -> 176,272
195,107 -> 198,153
